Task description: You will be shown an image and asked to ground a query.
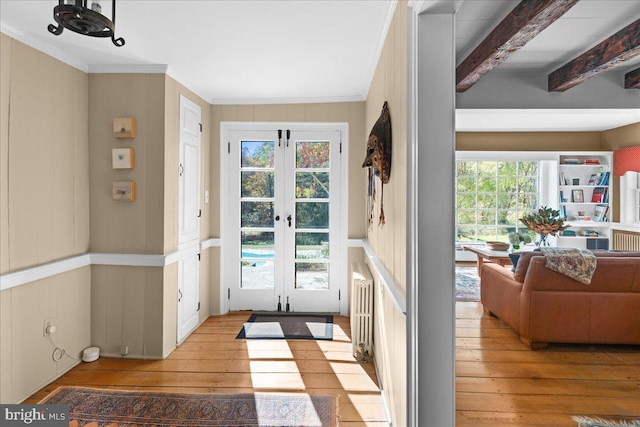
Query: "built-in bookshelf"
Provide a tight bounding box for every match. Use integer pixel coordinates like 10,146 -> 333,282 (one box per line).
557,153 -> 612,249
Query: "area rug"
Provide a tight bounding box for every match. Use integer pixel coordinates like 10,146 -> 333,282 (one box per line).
236,313 -> 333,340
455,266 -> 480,302
39,387 -> 337,427
573,416 -> 640,427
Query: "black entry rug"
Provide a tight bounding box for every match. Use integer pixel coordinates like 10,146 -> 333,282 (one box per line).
456,266 -> 480,302
236,313 -> 334,340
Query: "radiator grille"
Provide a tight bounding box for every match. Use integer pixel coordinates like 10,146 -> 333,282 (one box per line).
351,263 -> 373,356
612,229 -> 640,251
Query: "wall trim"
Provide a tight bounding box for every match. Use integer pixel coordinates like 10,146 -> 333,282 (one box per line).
88,64 -> 169,74
0,241 -> 220,291
361,1 -> 397,102
0,22 -> 89,72
349,239 -> 406,317
0,254 -> 91,291
210,95 -> 365,106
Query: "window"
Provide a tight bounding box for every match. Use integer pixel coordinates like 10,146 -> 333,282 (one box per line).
456,160 -> 539,243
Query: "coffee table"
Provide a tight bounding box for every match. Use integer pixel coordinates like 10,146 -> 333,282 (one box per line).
461,245 -> 513,277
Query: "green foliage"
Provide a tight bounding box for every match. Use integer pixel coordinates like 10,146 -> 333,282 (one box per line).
520,206 -> 570,236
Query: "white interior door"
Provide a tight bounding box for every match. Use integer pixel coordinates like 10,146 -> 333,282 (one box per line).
227,127 -> 341,313
177,95 -> 201,342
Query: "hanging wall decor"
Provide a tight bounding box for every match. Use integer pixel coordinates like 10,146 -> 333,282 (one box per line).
362,101 -> 392,226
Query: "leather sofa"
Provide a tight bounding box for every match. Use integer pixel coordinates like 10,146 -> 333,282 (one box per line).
480,250 -> 640,349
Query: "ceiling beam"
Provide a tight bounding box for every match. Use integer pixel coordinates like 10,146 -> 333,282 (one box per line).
625,67 -> 640,89
456,0 -> 579,93
549,18 -> 640,92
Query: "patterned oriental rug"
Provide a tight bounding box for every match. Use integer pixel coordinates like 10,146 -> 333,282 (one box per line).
39,387 -> 338,427
455,266 -> 481,302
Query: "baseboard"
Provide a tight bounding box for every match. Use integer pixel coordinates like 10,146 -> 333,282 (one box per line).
371,343 -> 393,426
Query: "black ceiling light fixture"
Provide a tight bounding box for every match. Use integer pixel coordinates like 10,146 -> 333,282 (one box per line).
48,0 -> 125,47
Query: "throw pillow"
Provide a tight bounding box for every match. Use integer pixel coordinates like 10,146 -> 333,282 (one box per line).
508,253 -> 521,272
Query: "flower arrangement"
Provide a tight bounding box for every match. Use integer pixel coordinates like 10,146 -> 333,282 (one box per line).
508,231 -> 532,249
519,206 -> 570,246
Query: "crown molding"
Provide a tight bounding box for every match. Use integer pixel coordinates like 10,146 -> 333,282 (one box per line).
88,64 -> 169,74
210,94 -> 365,106
166,67 -> 215,104
1,21 -> 89,72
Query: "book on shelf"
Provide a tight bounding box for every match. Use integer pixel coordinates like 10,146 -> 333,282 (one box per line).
578,230 -> 599,237
562,229 -> 576,237
559,173 -> 568,185
587,173 -> 600,185
560,205 -> 567,218
562,158 -> 581,164
591,187 -> 608,203
597,171 -> 610,186
584,159 -> 600,165
594,204 -> 609,222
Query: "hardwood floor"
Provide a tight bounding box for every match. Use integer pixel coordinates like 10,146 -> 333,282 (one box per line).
26,304 -> 640,426
456,302 -> 640,426
26,311 -> 387,426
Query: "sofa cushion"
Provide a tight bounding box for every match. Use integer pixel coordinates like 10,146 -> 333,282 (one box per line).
513,250 -> 543,282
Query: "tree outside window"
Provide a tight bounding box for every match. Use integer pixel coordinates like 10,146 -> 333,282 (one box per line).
456,160 -> 539,243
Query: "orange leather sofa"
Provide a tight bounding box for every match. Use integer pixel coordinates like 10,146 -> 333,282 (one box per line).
480,250 -> 640,349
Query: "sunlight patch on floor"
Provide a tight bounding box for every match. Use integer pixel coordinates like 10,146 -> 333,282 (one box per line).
246,340 -> 294,359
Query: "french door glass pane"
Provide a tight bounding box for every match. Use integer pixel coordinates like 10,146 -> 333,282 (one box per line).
241,141 -> 274,168
242,260 -> 274,289
295,202 -> 329,229
295,262 -> 329,290
296,141 -> 330,168
295,232 -> 329,260
241,171 -> 275,198
241,231 -> 274,258
296,172 -> 329,199
241,202 -> 274,228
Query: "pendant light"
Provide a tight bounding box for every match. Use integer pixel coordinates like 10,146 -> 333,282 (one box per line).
48,0 -> 125,47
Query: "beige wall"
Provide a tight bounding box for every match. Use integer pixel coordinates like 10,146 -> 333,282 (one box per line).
89,73 -> 166,254
1,34 -> 89,274
363,2 -> 408,426
456,131 -> 603,152
0,34 -> 91,403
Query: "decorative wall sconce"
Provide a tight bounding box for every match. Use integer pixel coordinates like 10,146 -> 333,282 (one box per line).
112,181 -> 136,201
48,0 -> 125,47
113,117 -> 136,138
112,148 -> 134,169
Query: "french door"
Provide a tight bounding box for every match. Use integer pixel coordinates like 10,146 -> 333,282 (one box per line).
227,127 -> 341,313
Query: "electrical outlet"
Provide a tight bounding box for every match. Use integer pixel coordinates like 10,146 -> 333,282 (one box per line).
43,317 -> 54,336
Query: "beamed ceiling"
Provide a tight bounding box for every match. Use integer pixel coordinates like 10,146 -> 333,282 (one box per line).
0,0 -> 638,131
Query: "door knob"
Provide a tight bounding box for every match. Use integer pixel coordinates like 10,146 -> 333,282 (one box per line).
275,215 -> 280,221
287,215 -> 292,227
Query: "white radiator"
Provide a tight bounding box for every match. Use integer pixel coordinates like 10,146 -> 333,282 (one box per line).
351,263 -> 373,356
612,230 -> 640,251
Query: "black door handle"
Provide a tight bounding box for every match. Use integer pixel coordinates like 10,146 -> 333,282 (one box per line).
275,215 -> 280,221
178,289 -> 183,302
287,215 -> 292,227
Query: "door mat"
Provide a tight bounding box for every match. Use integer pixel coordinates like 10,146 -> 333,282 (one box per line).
236,313 -> 334,340
39,386 -> 338,427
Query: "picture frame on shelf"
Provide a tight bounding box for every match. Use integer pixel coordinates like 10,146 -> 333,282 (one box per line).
572,189 -> 584,203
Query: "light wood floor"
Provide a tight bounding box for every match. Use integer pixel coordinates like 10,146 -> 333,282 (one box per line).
27,305 -> 640,426
456,301 -> 640,426
26,311 -> 386,426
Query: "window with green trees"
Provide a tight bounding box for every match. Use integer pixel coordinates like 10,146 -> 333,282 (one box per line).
456,160 -> 539,243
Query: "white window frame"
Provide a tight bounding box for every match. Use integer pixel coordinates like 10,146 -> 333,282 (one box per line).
454,151 -> 559,249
